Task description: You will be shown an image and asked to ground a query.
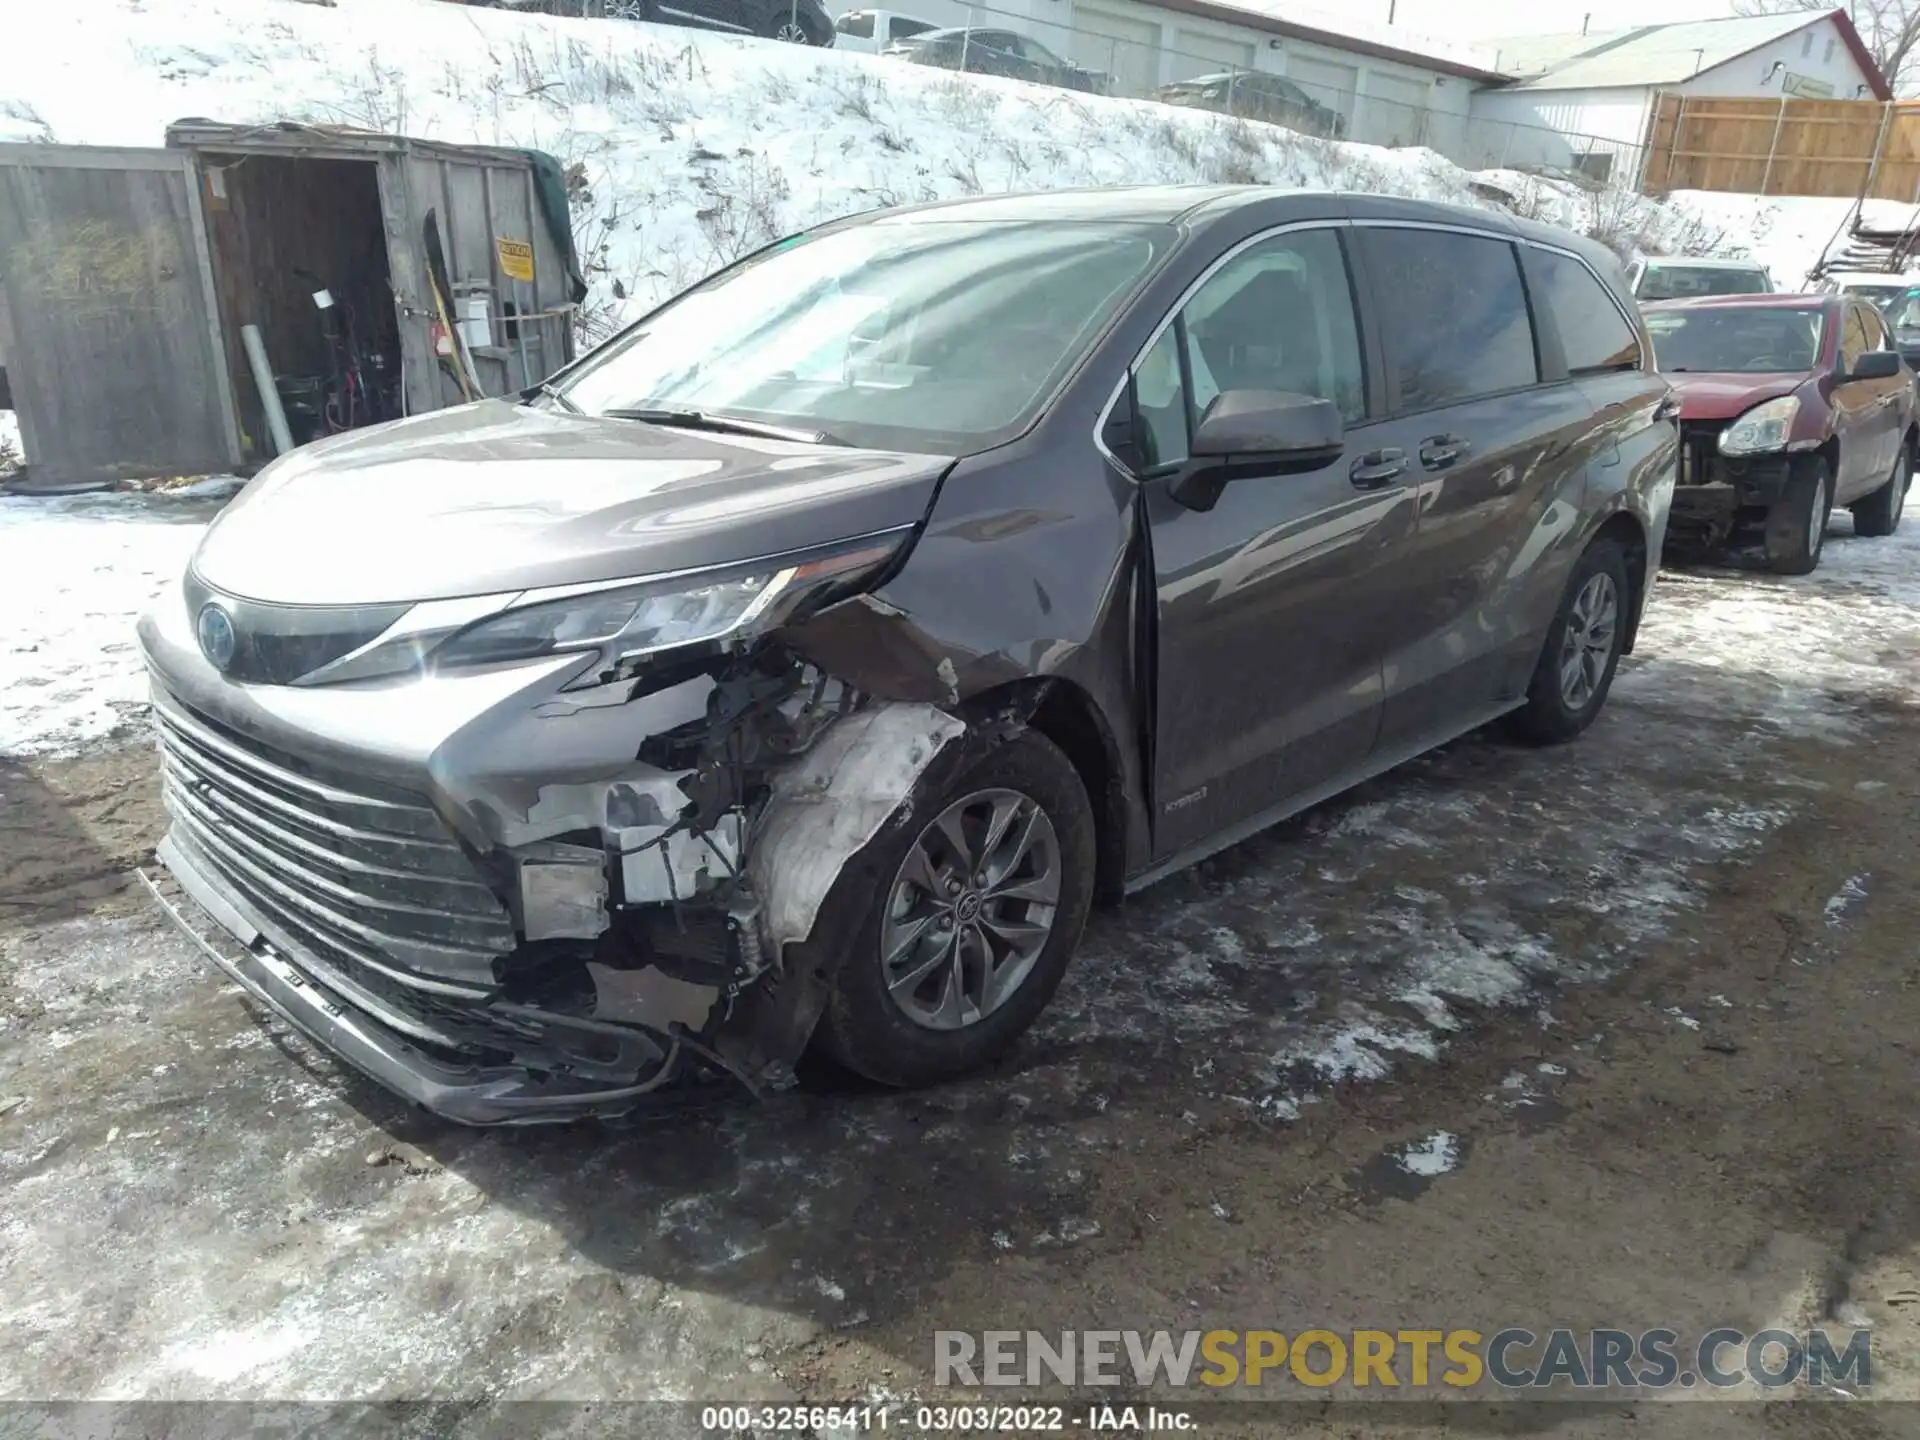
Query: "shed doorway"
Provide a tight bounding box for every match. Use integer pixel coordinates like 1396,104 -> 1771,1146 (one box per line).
197,153 -> 402,462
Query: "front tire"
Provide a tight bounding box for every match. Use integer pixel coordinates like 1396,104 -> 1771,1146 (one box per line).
766,7 -> 819,41
1505,536 -> 1630,745
814,730 -> 1095,1088
1765,458 -> 1831,575
1850,442 -> 1910,538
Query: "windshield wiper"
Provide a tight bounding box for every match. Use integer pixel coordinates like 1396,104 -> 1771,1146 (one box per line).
605,407 -> 834,445
531,381 -> 581,414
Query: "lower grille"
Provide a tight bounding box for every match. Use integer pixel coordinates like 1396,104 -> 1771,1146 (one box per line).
153,685 -> 516,1000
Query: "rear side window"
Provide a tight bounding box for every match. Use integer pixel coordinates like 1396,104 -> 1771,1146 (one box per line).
1363,228 -> 1538,409
892,16 -> 934,37
1528,247 -> 1640,374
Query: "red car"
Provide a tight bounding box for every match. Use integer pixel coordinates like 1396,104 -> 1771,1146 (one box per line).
1645,293 -> 1915,574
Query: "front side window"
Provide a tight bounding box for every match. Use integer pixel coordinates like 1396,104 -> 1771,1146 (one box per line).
1362,227 -> 1537,408
1117,228 -> 1363,472
561,219 -> 1168,453
1643,306 -> 1825,374
1842,307 -> 1871,370
1178,228 -> 1367,427
1528,247 -> 1640,374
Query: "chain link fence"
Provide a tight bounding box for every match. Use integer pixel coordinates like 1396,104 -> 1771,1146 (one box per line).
460,0 -> 1644,186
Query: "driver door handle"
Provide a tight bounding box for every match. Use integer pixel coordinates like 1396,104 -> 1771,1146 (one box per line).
1653,396 -> 1682,423
1349,447 -> 1407,490
1419,433 -> 1472,470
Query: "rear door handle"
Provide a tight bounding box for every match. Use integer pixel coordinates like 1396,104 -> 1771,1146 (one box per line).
1653,395 -> 1682,423
1349,447 -> 1407,489
1418,433 -> 1472,470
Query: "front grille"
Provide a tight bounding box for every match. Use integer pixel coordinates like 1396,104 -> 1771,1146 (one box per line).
1678,422 -> 1724,486
153,686 -> 517,1000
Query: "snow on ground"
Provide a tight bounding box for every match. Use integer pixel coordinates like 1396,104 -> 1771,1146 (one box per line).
0,493 -> 210,757
1664,191 -> 1920,290
0,0 -> 1718,339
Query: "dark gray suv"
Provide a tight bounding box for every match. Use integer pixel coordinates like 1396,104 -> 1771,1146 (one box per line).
139,187 -> 1677,1124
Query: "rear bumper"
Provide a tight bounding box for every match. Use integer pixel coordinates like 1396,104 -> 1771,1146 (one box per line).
144,836 -> 687,1126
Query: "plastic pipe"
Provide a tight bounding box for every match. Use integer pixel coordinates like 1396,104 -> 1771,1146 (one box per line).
241,323 -> 295,456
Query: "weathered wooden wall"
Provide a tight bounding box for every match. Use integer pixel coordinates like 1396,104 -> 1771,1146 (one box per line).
1642,92 -> 1920,200
0,145 -> 236,485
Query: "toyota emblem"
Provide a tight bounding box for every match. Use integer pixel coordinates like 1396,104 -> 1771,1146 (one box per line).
197,603 -> 237,672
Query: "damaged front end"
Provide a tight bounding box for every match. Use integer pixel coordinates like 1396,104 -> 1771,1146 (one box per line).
138,533 -> 967,1125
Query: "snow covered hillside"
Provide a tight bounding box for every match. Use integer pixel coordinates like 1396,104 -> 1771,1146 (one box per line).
2,0 -> 1732,338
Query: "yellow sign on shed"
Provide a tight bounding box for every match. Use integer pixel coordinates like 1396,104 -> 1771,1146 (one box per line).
495,237 -> 535,282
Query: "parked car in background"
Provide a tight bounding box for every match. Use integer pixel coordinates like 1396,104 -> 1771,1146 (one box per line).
1884,283 -> 1920,371
602,0 -> 835,44
886,27 -> 1107,92
141,188 -> 1672,1124
1628,256 -> 1773,303
1816,270 -> 1912,314
833,8 -> 936,52
1151,72 -> 1345,138
1646,293 -> 1913,573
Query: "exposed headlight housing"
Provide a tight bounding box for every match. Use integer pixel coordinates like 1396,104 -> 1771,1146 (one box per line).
431,537 -> 902,683
1718,396 -> 1800,456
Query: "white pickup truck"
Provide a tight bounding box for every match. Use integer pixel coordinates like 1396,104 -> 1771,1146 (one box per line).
833,8 -> 938,51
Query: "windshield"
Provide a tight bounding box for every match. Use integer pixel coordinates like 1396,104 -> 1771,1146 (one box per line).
1844,283 -> 1906,312
1644,306 -> 1825,374
1637,264 -> 1769,301
1891,288 -> 1920,332
560,220 -> 1168,452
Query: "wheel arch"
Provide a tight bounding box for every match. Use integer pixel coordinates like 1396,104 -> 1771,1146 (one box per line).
1586,508 -> 1650,656
957,676 -> 1129,907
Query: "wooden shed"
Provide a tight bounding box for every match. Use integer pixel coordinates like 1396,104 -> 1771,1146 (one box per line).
0,122 -> 581,489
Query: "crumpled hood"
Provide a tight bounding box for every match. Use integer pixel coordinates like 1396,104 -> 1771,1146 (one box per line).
1667,372 -> 1809,423
193,401 -> 951,605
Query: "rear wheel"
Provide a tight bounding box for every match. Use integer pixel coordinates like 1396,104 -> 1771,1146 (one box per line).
1764,458 -> 1831,575
766,7 -> 818,41
814,730 -> 1095,1088
1505,536 -> 1630,745
1851,442 -> 1910,538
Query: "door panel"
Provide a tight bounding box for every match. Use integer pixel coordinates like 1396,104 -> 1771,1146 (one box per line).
1355,225 -> 1576,748
1142,225 -> 1417,857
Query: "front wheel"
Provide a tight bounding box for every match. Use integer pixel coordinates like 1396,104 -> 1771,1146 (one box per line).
813,730 -> 1095,1088
1765,459 -> 1831,575
1850,442 -> 1909,538
1505,536 -> 1630,745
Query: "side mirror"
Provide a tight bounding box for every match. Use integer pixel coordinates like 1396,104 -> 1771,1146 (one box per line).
1170,390 -> 1344,511
1848,349 -> 1904,381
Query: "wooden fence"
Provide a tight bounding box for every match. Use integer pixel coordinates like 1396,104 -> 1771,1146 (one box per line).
1640,92 -> 1920,200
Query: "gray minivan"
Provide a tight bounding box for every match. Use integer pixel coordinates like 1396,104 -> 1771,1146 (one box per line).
140,187 -> 1677,1123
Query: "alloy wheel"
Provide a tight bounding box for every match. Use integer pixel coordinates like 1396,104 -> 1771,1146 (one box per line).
1557,571 -> 1619,712
880,788 -> 1062,1031
774,20 -> 812,41
605,0 -> 649,17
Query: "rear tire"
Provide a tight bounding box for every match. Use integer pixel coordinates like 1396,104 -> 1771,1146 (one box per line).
813,730 -> 1095,1088
1850,443 -> 1910,539
1505,536 -> 1630,746
1765,458 -> 1831,575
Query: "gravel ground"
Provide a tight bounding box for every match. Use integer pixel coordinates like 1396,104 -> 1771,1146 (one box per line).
4,499 -> 1920,1436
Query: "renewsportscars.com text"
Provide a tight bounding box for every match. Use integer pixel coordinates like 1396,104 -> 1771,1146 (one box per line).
934,1327 -> 1872,1391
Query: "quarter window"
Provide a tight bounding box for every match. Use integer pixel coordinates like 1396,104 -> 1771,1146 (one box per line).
1363,228 -> 1538,408
1528,247 -> 1640,374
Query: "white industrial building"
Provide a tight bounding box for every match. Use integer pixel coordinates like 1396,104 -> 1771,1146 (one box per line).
883,0 -> 1509,150
1471,10 -> 1892,182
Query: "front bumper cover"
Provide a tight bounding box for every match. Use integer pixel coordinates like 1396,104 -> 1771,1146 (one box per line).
143,836 -> 692,1126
